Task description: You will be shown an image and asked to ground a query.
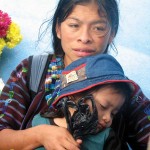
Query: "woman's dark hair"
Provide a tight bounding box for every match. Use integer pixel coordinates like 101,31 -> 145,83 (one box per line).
39,0 -> 119,56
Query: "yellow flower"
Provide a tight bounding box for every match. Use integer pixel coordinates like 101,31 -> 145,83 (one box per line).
0,38 -> 6,55
5,22 -> 22,49
0,10 -> 23,56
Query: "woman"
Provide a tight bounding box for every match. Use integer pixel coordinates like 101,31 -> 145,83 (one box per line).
0,0 -> 149,149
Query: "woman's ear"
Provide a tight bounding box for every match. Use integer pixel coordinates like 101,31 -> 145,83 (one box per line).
56,22 -> 61,39
108,32 -> 115,44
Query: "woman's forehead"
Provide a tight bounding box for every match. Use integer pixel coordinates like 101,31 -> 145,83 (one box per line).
67,3 -> 108,21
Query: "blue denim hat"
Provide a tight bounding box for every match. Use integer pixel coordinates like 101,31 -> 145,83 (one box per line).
53,54 -> 137,105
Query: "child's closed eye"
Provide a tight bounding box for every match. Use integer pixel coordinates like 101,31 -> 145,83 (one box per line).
100,104 -> 107,110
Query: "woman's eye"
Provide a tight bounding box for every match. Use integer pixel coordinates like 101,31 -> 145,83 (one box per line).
95,26 -> 106,31
68,24 -> 79,28
92,24 -> 108,34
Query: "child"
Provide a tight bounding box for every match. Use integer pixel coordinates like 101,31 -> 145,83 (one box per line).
32,54 -> 137,150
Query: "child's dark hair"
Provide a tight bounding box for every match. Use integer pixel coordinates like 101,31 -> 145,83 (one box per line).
95,82 -> 132,101
78,82 -> 133,120
81,81 -> 132,106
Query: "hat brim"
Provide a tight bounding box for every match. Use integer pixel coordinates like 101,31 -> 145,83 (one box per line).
53,75 -> 137,106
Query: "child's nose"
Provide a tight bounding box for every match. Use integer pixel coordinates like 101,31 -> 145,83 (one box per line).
102,113 -> 112,127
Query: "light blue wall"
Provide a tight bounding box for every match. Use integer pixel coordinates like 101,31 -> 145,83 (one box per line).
0,0 -> 150,98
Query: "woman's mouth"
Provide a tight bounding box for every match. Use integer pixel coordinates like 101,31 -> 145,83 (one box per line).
73,48 -> 96,57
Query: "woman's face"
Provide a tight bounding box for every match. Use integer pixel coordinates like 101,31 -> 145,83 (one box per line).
56,2 -> 114,66
91,86 -> 125,131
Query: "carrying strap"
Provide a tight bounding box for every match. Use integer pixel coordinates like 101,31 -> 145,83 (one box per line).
28,53 -> 52,99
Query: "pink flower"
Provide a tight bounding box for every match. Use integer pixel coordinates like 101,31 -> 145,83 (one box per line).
0,10 -> 11,38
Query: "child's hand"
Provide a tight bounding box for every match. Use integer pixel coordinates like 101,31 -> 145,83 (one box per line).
76,139 -> 82,145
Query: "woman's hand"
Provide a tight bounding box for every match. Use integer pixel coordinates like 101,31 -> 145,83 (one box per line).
0,125 -> 82,150
37,124 -> 82,150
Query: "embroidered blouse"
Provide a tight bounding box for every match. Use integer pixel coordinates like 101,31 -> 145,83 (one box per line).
0,54 -> 149,149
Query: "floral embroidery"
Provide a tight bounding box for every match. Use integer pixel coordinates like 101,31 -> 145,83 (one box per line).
131,95 -> 143,105
0,67 -> 28,118
45,56 -> 64,106
144,104 -> 150,120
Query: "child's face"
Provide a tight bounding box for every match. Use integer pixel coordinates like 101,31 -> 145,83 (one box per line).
91,86 -> 125,131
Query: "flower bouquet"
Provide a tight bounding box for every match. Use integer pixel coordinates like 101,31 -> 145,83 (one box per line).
0,10 -> 22,55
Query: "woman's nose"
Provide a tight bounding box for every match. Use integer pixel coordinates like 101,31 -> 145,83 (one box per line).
78,27 -> 92,43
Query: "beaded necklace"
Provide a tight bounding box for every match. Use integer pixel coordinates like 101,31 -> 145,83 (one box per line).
45,55 -> 64,106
